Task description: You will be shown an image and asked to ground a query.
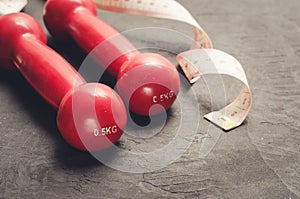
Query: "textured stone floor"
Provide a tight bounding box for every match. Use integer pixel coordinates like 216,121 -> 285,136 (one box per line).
0,0 -> 299,198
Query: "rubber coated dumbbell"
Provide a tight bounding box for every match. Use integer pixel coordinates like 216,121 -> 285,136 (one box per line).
0,13 -> 127,151
43,0 -> 180,116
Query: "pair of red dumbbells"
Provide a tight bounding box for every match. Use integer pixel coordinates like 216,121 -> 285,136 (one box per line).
0,0 -> 180,151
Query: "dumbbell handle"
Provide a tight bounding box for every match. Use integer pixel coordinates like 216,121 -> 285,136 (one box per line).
13,34 -> 85,108
64,7 -> 139,76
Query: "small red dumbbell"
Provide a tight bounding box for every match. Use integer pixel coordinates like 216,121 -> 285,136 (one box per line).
43,0 -> 180,116
0,13 -> 127,151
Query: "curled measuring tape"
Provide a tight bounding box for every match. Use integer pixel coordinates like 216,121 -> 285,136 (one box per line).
0,0 -> 28,15
94,0 -> 252,131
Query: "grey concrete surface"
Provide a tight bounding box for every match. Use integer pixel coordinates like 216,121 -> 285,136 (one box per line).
0,0 -> 299,198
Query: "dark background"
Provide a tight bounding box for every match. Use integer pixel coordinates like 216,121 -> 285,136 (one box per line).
0,0 -> 299,198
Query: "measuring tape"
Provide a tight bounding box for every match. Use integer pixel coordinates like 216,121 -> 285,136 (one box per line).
94,0 -> 252,131
0,0 -> 27,15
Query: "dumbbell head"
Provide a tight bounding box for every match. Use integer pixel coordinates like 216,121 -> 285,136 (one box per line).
117,53 -> 180,115
0,13 -> 127,151
58,83 -> 127,151
43,0 -> 97,41
0,13 -> 45,70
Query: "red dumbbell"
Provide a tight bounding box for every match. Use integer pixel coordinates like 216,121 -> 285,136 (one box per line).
0,13 -> 127,151
43,0 -> 180,116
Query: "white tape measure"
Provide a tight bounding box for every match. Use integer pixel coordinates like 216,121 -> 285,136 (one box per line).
0,0 -> 27,15
94,0 -> 252,131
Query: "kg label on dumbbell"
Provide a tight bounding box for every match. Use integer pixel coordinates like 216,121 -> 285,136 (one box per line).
152,90 -> 175,103
93,125 -> 118,136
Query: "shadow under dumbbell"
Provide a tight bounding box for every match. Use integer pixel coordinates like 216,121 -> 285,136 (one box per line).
47,35 -> 118,87
47,36 -> 86,70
